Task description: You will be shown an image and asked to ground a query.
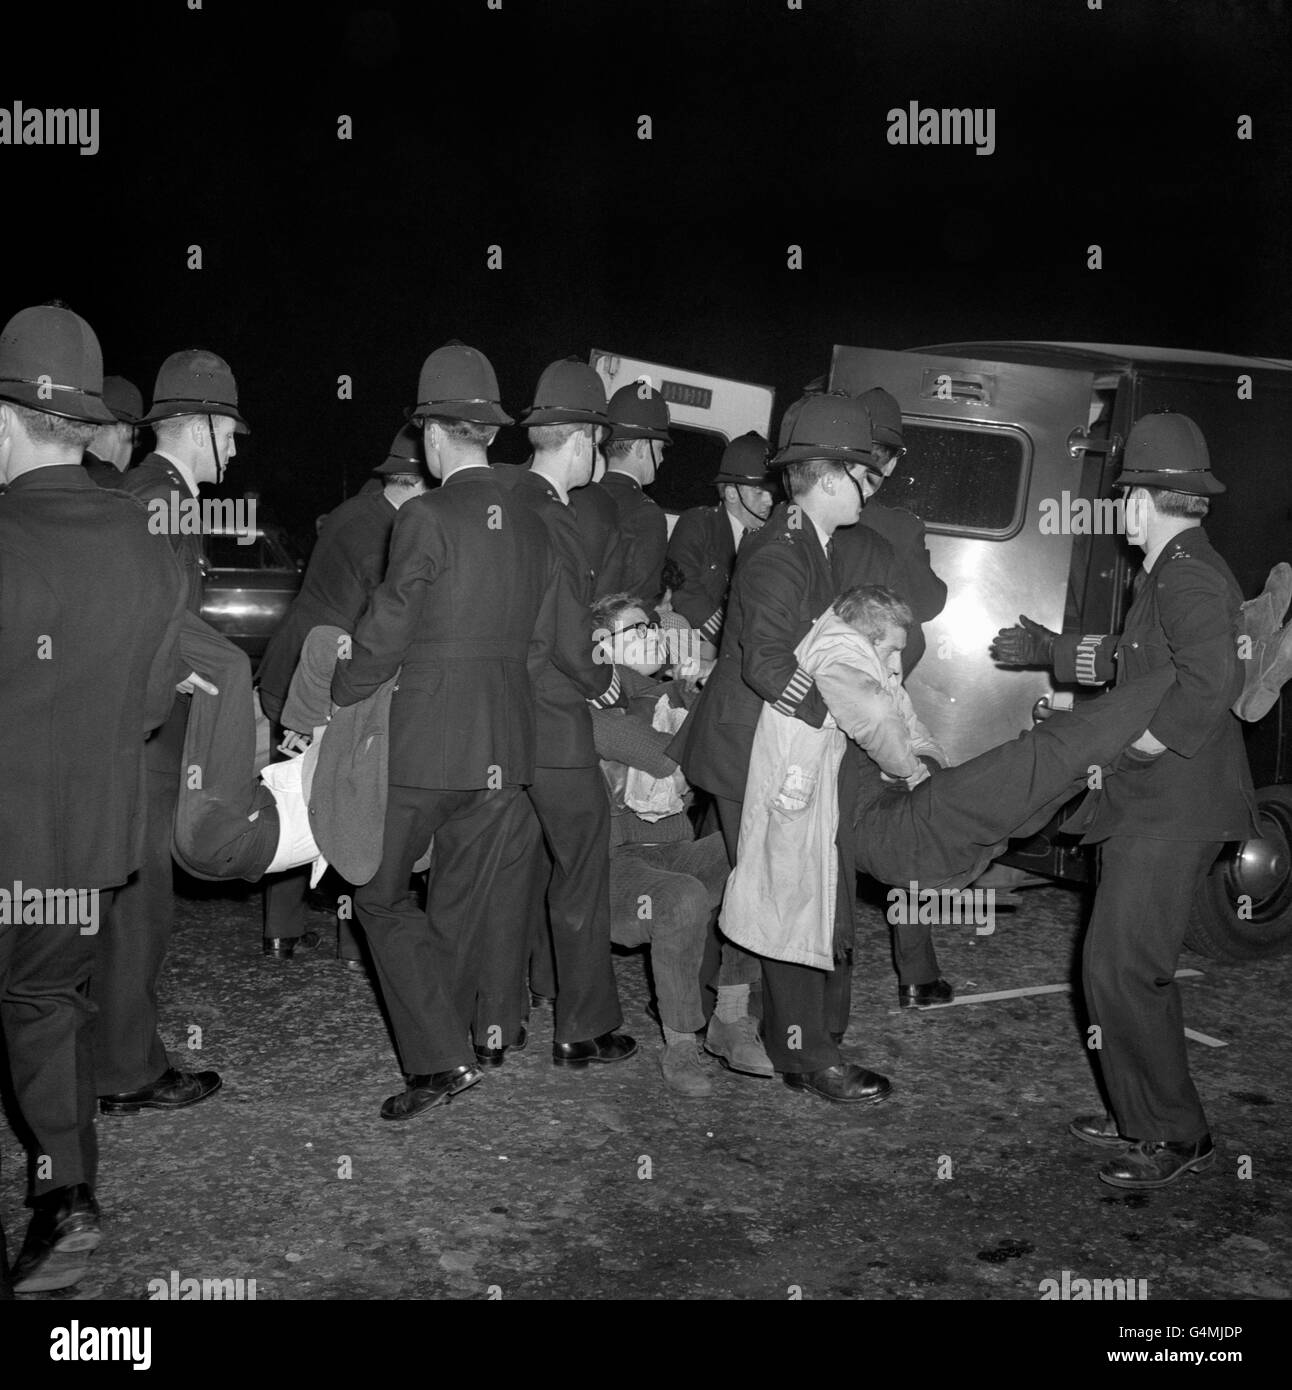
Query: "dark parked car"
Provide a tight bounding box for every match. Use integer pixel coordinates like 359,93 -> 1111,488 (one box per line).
200,523 -> 302,666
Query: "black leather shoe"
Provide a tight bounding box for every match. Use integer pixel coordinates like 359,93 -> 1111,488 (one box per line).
262,931 -> 322,960
783,1063 -> 892,1104
1098,1134 -> 1216,1190
830,1031 -> 846,1045
474,1027 -> 529,1068
380,1065 -> 483,1121
1069,1112 -> 1134,1148
99,1067 -> 222,1114
552,1031 -> 638,1068
898,978 -> 955,1009
11,1184 -> 101,1293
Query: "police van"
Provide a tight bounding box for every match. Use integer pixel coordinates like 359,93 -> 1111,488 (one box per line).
591,344 -> 1292,960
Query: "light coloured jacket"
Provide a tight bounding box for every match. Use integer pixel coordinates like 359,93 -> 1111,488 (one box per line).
720,610 -> 945,969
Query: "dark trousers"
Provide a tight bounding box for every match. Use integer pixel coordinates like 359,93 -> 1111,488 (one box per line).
356,782 -> 523,1076
711,796 -> 769,989
1083,836 -> 1219,1144
92,700 -> 186,1095
610,834 -> 729,1032
0,889 -> 109,1197
474,791 -> 548,1047
525,767 -> 622,1044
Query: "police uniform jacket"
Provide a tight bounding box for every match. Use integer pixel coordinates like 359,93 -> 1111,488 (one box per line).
0,466 -> 185,888
258,489 -> 397,720
569,478 -> 624,599
600,469 -> 668,603
856,502 -> 947,671
1054,527 -> 1259,843
331,466 -> 558,790
120,452 -> 205,616
498,468 -> 620,769
665,503 -> 739,643
81,450 -> 125,489
671,502 -> 835,801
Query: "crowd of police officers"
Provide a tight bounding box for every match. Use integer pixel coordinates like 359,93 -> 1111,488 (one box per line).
1,298 -> 1280,1296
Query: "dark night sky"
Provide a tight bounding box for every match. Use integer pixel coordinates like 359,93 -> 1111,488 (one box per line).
10,0 -> 1292,538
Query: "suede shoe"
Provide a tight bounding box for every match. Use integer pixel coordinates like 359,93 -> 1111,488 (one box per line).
898,978 -> 955,1009
783,1064 -> 892,1104
704,1014 -> 774,1077
1235,617 -> 1292,723
99,1067 -> 222,1114
552,1031 -> 638,1067
474,1027 -> 528,1069
380,1065 -> 483,1121
1098,1134 -> 1215,1189
11,1184 -> 101,1293
1069,1112 -> 1134,1148
660,1041 -> 714,1097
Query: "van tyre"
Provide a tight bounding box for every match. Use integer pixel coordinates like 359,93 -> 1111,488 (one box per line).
1185,785 -> 1292,961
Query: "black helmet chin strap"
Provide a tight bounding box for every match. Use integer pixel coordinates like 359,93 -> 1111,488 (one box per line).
206,412 -> 220,483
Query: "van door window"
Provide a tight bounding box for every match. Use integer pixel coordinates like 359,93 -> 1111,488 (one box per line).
648,426 -> 731,513
883,422 -> 1029,537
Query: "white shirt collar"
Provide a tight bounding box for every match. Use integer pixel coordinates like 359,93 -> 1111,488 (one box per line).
808,512 -> 833,556
154,449 -> 199,498
727,506 -> 744,551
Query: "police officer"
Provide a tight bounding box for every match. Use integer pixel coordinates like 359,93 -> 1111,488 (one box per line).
672,392 -> 893,1103
0,304 -> 185,1291
331,344 -> 588,1121
854,387 -> 948,676
782,389 -> 954,1008
601,382 -> 671,602
81,375 -> 144,485
92,350 -> 248,1114
665,431 -> 776,647
257,423 -> 428,963
496,358 -> 637,1067
993,412 -> 1258,1188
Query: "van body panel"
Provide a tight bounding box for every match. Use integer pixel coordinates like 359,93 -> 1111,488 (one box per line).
828,344 -> 1095,766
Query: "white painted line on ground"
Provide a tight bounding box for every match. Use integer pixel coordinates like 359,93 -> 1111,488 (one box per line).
888,971 -> 1223,1044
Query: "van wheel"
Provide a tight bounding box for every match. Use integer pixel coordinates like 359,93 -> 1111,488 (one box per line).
1185,785 -> 1292,961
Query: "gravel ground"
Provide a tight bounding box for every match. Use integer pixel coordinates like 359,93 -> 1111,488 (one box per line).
3,877 -> 1289,1302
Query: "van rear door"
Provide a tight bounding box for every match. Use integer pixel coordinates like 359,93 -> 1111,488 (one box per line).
829,344 -> 1097,765
590,350 -> 775,520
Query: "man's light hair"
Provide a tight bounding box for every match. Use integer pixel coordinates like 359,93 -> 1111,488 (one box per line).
782,457 -> 846,500
153,416 -> 200,447
834,584 -> 913,643
1145,485 -> 1210,519
529,422 -> 594,452
7,403 -> 97,449
605,438 -> 639,461
423,417 -> 497,447
381,471 -> 423,488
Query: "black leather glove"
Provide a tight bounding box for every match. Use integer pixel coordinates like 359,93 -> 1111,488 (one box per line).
991,615 -> 1058,667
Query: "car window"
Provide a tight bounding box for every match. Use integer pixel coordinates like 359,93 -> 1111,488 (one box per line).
206,533 -> 274,569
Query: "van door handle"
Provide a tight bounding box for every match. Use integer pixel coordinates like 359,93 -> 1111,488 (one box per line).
1067,426 -> 1124,458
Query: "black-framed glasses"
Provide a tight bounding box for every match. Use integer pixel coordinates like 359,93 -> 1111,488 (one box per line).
616,620 -> 659,637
